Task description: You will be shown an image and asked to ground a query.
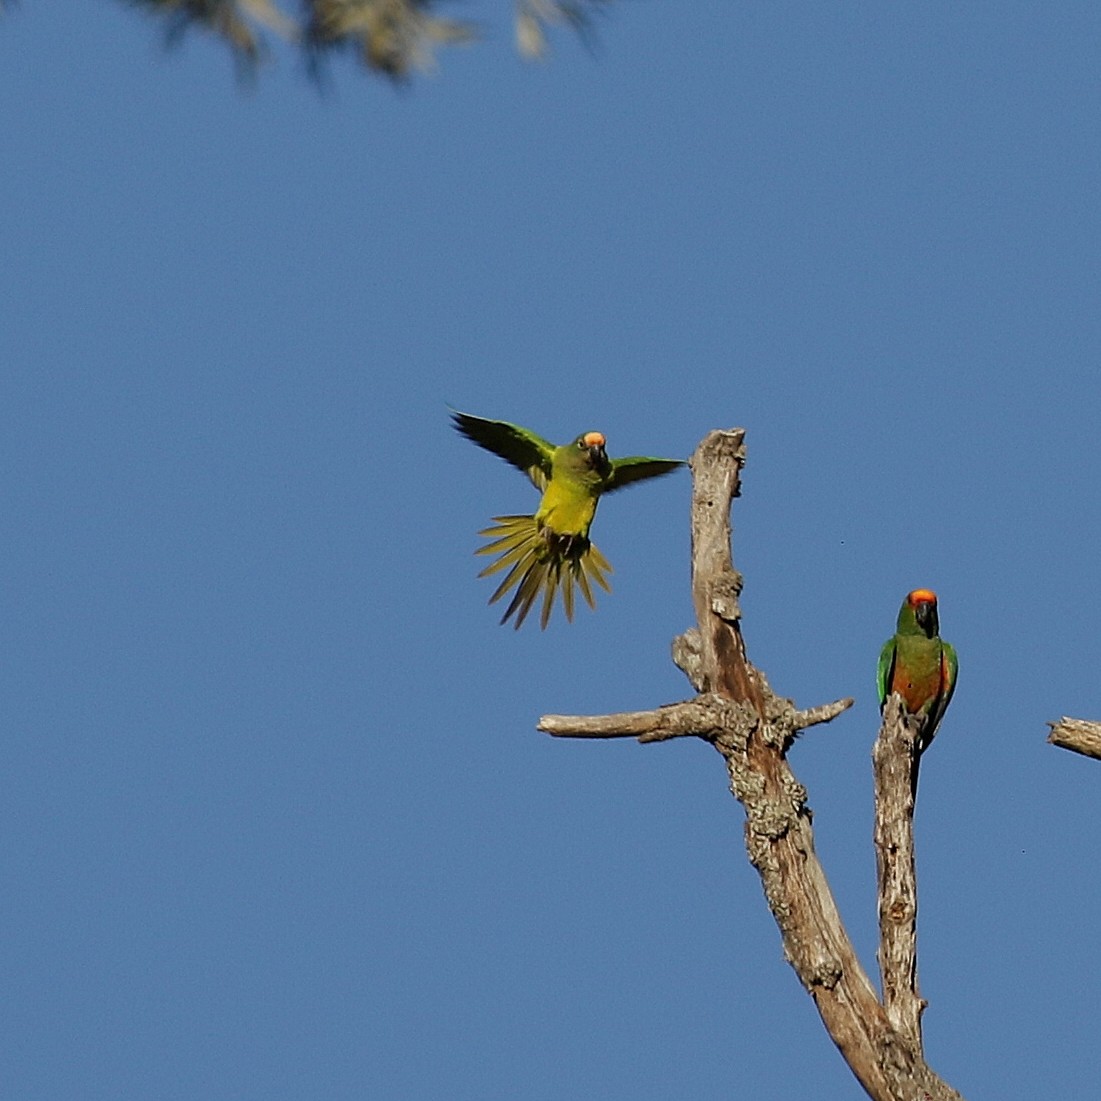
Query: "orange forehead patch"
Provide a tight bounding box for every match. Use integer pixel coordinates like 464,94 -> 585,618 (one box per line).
582,431 -> 606,448
907,588 -> 938,606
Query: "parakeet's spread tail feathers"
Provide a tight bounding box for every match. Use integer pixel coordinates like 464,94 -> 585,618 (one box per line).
474,515 -> 612,629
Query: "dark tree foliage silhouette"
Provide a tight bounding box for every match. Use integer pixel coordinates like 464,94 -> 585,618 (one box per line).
120,0 -> 610,80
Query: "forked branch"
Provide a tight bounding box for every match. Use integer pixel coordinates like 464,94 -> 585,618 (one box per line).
539,429 -> 963,1101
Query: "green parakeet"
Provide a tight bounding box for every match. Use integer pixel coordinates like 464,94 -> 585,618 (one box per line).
451,410 -> 683,629
877,589 -> 958,751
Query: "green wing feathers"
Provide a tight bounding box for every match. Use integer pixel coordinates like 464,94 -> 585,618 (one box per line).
925,642 -> 958,742
452,409 -> 681,627
450,410 -> 554,488
876,638 -> 897,709
944,643 -> 959,703
475,516 -> 612,629
605,456 -> 684,492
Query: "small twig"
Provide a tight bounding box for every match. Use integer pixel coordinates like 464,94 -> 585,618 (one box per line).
1048,717 -> 1101,760
793,697 -> 855,731
873,695 -> 925,1049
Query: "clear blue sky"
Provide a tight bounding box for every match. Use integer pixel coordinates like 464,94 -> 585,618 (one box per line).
3,3 -> 1099,1098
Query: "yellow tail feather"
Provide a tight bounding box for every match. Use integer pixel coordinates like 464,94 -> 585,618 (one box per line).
471,515 -> 614,629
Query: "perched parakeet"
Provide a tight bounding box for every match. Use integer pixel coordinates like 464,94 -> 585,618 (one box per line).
451,410 -> 683,629
877,589 -> 958,751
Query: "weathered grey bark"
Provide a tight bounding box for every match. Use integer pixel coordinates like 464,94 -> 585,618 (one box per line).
1048,717 -> 1101,761
873,697 -> 926,1051
538,429 -> 964,1101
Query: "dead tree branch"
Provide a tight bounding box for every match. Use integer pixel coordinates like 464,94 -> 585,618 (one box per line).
540,695 -> 750,743
1048,717 -> 1101,760
538,428 -> 964,1101
873,696 -> 926,1050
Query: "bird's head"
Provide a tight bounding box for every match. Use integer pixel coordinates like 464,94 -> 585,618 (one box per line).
899,588 -> 940,638
565,431 -> 611,476
580,431 -> 606,459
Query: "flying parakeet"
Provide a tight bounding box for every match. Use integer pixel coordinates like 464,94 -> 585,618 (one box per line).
451,410 -> 683,629
877,589 -> 958,751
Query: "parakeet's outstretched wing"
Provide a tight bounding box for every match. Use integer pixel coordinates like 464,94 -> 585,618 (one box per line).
925,642 -> 959,738
876,638 -> 897,710
451,410 -> 555,489
604,456 -> 684,492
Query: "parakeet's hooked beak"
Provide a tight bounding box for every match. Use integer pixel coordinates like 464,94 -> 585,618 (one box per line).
582,431 -> 607,463
909,589 -> 940,637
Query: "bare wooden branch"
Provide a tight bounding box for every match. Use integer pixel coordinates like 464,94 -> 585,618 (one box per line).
794,696 -> 855,731
685,432 -> 961,1100
873,695 -> 925,1050
539,695 -> 752,743
1048,717 -> 1101,760
687,430 -> 762,709
537,428 -> 964,1101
